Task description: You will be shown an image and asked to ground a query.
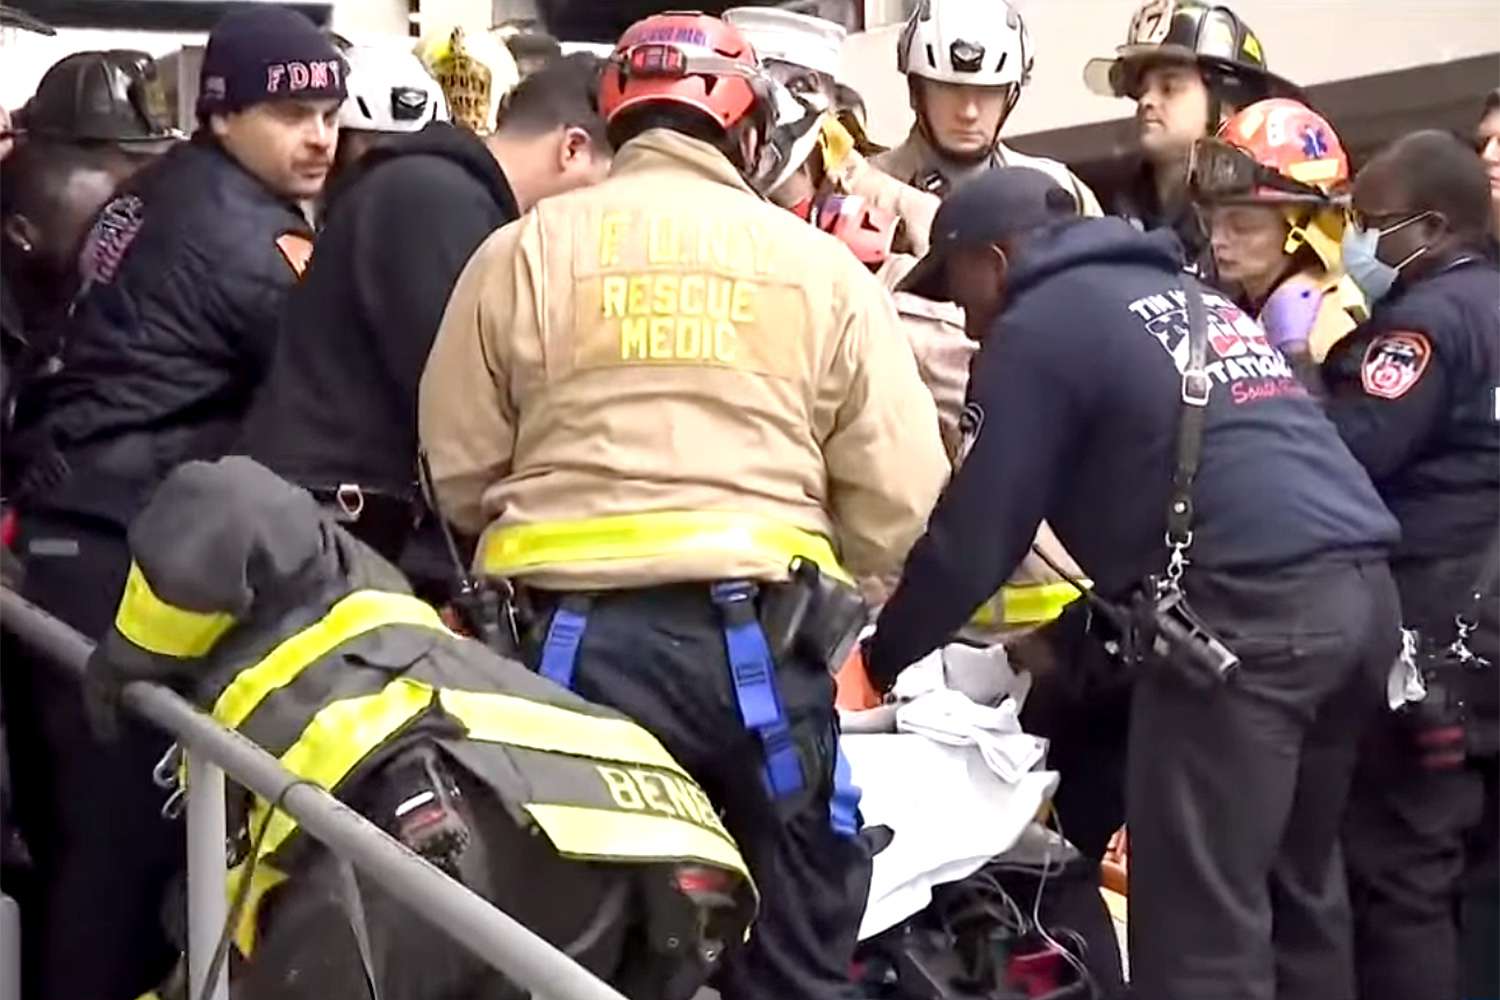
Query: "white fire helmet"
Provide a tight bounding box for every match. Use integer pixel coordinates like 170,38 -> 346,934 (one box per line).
896,0 -> 1033,89
339,44 -> 448,134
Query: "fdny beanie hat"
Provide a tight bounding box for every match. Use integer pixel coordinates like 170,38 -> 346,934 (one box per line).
197,6 -> 346,118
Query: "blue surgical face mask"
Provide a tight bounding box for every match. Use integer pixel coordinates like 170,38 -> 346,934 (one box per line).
1341,212 -> 1433,303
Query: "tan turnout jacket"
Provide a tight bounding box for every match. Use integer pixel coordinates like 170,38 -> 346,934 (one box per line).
874,130 -> 1104,219
419,129 -> 948,591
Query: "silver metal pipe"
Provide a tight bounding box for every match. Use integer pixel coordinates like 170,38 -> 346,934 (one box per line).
0,587 -> 628,1000
0,893 -> 19,1000
185,754 -> 229,1000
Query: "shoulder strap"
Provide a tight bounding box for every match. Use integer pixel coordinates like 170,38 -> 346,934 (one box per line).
1165,280 -> 1211,554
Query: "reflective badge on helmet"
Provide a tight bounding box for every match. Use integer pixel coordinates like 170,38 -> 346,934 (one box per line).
1361,331 -> 1431,400
1128,0 -> 1176,45
276,233 -> 313,277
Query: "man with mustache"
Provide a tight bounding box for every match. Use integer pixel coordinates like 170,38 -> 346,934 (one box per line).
3,8 -> 344,998
1084,0 -> 1299,276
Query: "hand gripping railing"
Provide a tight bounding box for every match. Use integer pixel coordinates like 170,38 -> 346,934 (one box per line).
0,587 -> 628,1000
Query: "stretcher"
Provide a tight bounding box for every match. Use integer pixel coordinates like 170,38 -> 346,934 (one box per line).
838,641 -> 1124,998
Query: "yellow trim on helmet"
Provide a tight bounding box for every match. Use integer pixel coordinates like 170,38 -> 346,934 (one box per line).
113,561 -> 236,659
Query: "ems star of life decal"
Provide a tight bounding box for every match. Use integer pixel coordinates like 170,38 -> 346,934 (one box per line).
1361,331 -> 1431,400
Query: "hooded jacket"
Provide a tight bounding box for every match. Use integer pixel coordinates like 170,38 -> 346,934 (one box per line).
239,123 -> 519,501
91,457 -> 755,978
868,218 -> 1399,683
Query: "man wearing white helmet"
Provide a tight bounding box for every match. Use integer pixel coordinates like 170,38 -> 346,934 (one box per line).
332,43 -> 448,181
730,6 -> 1096,651
874,0 -> 1101,213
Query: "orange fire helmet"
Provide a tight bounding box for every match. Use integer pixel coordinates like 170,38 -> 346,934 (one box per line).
1205,98 -> 1349,203
598,12 -> 769,132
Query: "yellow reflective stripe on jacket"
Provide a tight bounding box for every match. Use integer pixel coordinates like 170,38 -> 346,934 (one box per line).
114,562 -> 235,658
249,677 -> 436,864
439,689 -> 689,778
229,860 -> 289,956
970,580 -> 1087,629
213,591 -> 447,729
524,803 -> 748,879
479,511 -> 852,584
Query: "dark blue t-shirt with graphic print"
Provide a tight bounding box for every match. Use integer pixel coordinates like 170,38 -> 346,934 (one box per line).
871,218 -> 1399,678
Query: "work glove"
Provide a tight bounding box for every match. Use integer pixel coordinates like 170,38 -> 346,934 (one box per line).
83,636 -> 192,743
1260,282 -> 1321,351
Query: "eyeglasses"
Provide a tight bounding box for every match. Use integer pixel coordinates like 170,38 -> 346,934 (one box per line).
1188,138 -> 1339,206
1344,208 -> 1432,233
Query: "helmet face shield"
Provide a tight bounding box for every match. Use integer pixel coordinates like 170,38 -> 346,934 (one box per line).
1189,137 -> 1338,205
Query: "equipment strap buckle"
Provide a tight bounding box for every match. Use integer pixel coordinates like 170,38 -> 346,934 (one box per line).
152,741 -> 183,790
538,595 -> 591,690
711,580 -> 805,802
1181,369 -> 1211,407
335,483 -> 365,521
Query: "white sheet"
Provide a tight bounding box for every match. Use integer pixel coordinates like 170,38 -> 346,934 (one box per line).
844,732 -> 1059,940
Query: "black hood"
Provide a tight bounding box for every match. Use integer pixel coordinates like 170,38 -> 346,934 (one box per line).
1007,217 -> 1184,302
333,122 -> 517,219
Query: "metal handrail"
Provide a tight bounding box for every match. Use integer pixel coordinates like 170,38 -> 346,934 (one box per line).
0,587 -> 628,1000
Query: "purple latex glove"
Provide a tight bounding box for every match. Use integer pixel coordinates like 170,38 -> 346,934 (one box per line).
1260,282 -> 1320,350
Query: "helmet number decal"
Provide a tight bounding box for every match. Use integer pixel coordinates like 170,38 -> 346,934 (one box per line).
1129,0 -> 1177,46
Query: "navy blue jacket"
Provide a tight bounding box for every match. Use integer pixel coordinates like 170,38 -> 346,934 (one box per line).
868,219 -> 1399,685
18,137 -> 309,522
1321,255 -> 1500,568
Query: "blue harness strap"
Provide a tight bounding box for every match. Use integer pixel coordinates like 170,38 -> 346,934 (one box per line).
829,740 -> 861,839
710,581 -> 805,802
538,598 -> 590,690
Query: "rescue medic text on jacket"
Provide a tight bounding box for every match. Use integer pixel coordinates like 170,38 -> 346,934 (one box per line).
418,128 -> 949,590
868,218 -> 1400,682
18,136 -> 311,521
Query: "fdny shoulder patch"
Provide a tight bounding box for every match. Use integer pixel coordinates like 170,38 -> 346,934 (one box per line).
275,233 -> 314,277
1361,331 -> 1432,400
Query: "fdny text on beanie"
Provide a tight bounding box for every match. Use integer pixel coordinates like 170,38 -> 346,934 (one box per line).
197,6 -> 347,118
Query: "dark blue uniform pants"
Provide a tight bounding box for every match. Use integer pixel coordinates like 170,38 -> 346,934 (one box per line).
525,583 -> 872,1000
1344,554 -> 1494,1000
1128,558 -> 1399,1000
